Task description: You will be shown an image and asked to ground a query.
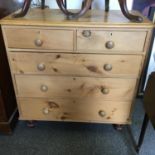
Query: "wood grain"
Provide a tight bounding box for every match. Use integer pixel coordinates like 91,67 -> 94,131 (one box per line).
9,52 -> 142,78
1,8 -> 153,124
4,27 -> 74,50
0,9 -> 153,28
77,30 -> 147,52
19,97 -> 132,124
15,75 -> 137,101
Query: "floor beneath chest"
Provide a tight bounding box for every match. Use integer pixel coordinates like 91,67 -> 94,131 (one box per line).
0,99 -> 154,155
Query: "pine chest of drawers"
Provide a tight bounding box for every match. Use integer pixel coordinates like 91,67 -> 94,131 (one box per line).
1,9 -> 153,125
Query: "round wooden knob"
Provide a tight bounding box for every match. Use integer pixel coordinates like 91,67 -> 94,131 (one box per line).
40,85 -> 48,92
82,30 -> 91,38
104,64 -> 112,71
37,63 -> 46,71
98,110 -> 106,117
105,41 -> 115,49
34,39 -> 43,47
101,87 -> 110,95
42,108 -> 49,115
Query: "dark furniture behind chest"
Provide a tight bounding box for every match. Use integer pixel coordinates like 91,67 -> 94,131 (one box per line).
0,0 -> 22,134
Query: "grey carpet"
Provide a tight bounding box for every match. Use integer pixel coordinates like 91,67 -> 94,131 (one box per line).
0,99 -> 155,155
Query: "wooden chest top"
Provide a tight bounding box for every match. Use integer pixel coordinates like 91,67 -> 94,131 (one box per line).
0,8 -> 153,28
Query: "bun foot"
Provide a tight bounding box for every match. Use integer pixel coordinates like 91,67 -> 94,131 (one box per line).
136,147 -> 140,153
27,121 -> 35,128
113,124 -> 123,131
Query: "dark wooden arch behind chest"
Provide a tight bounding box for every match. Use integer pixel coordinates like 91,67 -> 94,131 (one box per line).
13,0 -> 143,22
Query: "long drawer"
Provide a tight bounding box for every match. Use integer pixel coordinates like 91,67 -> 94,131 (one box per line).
15,75 -> 137,101
77,30 -> 147,52
3,27 -> 74,51
19,98 -> 131,124
10,52 -> 142,78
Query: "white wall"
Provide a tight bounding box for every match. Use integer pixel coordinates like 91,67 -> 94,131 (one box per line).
33,0 -> 133,10
144,38 -> 155,89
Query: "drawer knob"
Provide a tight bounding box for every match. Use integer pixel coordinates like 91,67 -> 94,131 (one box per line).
40,85 -> 48,92
101,87 -> 110,95
37,63 -> 46,71
82,30 -> 91,38
34,39 -> 43,47
105,41 -> 115,49
104,64 -> 112,71
98,110 -> 106,117
42,108 -> 49,115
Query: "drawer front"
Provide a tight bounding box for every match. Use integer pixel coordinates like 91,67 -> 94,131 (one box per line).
15,75 -> 137,101
77,30 -> 146,52
10,52 -> 142,78
19,98 -> 131,124
3,27 -> 74,50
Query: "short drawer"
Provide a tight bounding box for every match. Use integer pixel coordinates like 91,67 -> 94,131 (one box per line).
10,52 -> 142,78
15,75 -> 137,101
3,27 -> 74,51
19,98 -> 131,124
77,30 -> 146,52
